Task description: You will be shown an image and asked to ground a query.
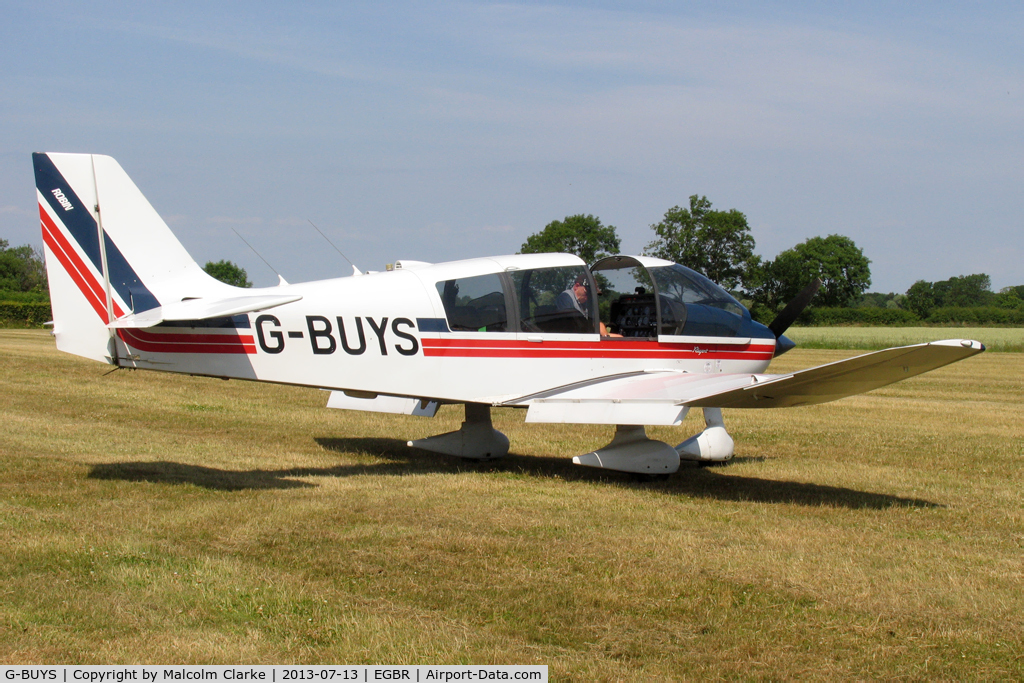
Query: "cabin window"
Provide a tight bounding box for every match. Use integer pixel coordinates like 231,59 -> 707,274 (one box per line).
435,273 -> 508,332
509,266 -> 597,334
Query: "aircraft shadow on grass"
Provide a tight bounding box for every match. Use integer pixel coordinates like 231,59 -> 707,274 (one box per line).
88,437 -> 940,510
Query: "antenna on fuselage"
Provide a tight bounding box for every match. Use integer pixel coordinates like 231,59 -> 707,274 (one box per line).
230,227 -> 289,286
307,219 -> 362,276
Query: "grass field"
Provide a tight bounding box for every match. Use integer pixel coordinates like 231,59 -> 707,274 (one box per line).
787,325 -> 1024,352
1,330 -> 1022,678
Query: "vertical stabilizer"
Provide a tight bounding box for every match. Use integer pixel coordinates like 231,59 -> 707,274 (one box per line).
33,153 -> 228,363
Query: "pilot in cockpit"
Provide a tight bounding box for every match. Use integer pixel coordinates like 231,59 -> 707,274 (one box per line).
555,275 -> 591,318
556,274 -> 621,337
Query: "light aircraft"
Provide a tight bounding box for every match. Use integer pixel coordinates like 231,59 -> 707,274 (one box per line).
33,153 -> 984,476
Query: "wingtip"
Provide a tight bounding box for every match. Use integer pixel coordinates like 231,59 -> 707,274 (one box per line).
929,339 -> 985,352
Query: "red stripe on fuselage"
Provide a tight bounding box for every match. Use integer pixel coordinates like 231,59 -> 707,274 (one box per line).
117,328 -> 256,355
420,337 -> 775,360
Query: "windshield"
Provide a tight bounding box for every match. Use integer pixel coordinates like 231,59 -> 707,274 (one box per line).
648,264 -> 747,337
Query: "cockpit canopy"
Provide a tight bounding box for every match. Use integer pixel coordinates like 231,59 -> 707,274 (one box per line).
591,255 -> 750,338
429,253 -> 750,339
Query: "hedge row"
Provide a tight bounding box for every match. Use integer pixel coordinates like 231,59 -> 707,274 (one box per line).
925,306 -> 1024,325
0,302 -> 53,327
794,306 -> 1024,326
801,307 -> 920,326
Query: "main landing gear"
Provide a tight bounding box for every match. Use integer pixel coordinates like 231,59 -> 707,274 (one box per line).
574,407 -> 735,475
573,425 -> 679,475
407,403 -> 509,460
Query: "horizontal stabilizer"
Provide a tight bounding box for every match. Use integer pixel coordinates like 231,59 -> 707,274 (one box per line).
512,340 -> 984,424
108,294 -> 302,328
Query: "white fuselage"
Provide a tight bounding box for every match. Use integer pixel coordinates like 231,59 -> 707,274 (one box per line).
113,254 -> 777,404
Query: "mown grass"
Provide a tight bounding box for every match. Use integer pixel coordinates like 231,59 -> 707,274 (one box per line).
788,325 -> 1024,352
0,330 -> 1022,678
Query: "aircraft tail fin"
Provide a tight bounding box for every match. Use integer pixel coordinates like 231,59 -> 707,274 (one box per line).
33,153 -> 233,363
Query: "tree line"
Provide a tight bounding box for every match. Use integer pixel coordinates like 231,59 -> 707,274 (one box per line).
905,275 -> 1024,318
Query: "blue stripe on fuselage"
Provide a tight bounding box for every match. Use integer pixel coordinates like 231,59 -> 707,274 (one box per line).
416,317 -> 450,333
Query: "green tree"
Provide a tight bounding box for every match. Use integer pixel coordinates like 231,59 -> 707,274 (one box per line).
520,214 -> 621,264
995,285 -> 1024,310
994,288 -> 1023,310
905,274 -> 994,318
644,195 -> 759,291
755,234 -> 871,309
0,239 -> 47,295
905,280 -> 935,318
856,292 -> 895,308
886,294 -> 908,310
203,260 -> 252,288
932,274 -> 993,308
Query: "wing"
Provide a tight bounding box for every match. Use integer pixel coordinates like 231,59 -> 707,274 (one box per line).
504,339 -> 985,425
107,294 -> 302,328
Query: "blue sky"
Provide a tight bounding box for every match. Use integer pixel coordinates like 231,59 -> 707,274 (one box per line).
2,1 -> 1021,292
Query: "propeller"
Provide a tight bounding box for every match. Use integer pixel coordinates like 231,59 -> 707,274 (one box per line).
767,277 -> 821,356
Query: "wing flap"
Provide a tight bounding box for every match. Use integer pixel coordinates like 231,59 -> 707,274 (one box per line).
108,294 -> 302,328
